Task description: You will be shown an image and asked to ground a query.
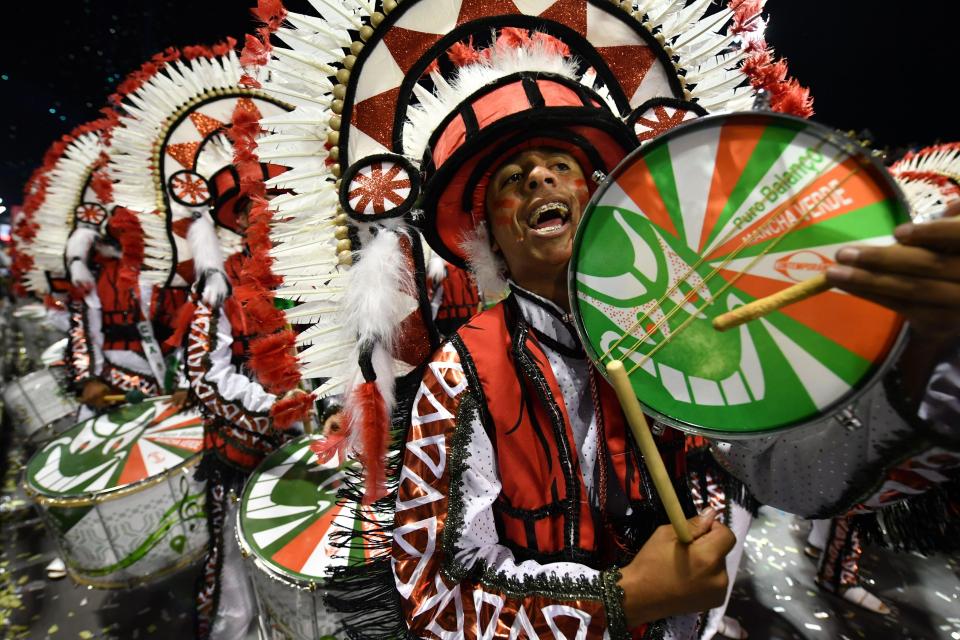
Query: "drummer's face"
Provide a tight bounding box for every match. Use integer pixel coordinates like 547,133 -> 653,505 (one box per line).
485,149 -> 590,275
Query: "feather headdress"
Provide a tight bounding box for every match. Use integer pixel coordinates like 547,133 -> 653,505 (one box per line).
108,40 -> 290,292
890,143 -> 960,222
21,114 -> 119,296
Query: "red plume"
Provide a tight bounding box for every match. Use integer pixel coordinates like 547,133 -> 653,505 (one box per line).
165,301 -> 198,349
271,392 -> 315,430
249,330 -> 301,393
347,381 -> 390,504
108,207 -> 145,292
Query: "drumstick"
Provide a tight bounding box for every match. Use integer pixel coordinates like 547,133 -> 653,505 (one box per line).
605,360 -> 693,544
712,273 -> 830,332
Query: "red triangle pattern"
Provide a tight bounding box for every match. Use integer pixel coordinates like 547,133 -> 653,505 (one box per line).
538,0 -> 586,32
350,86 -> 402,151
383,27 -> 445,73
234,97 -> 263,121
189,112 -> 226,139
165,142 -> 200,170
457,0 -> 520,25
171,217 -> 193,238
596,45 -> 657,102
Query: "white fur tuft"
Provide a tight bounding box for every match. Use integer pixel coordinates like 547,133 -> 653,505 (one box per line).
458,223 -> 508,302
344,230 -> 416,350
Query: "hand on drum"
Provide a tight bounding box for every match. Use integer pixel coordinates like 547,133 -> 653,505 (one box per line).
618,508 -> 736,627
80,379 -> 114,410
826,201 -> 960,339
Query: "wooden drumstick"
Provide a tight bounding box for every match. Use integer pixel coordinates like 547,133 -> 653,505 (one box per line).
712,273 -> 830,332
605,360 -> 693,544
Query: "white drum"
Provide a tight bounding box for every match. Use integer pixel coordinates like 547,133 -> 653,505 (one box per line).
3,367 -> 79,443
24,396 -> 208,588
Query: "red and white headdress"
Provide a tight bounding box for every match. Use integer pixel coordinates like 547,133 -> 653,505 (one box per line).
890,143 -> 960,222
246,0 -> 811,496
18,114 -> 120,296
108,41 -> 291,294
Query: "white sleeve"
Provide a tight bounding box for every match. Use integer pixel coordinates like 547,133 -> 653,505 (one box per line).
202,306 -> 276,413
84,289 -> 105,376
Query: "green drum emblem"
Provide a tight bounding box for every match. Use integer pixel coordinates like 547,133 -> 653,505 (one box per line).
572,113 -> 907,435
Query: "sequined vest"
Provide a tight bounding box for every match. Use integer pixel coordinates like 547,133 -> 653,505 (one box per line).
454,298 -> 687,568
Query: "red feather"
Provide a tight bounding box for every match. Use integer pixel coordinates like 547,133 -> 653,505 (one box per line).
108,207 -> 145,292
310,432 -> 348,465
253,0 -> 287,31
347,381 -> 390,504
249,331 -> 301,393
165,301 -> 197,349
271,392 -> 315,430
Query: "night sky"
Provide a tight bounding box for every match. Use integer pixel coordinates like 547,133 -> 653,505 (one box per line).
3,1 -> 959,211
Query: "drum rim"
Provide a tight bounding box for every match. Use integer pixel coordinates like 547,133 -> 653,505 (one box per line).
237,434 -> 355,587
23,397 -> 204,506
568,110 -> 910,439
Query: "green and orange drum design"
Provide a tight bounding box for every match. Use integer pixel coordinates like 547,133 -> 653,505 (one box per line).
238,435 -> 383,640
24,397 -> 206,587
571,112 -> 908,437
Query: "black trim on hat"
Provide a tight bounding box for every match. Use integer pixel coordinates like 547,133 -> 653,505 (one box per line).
421,72 -> 613,177
460,103 -> 480,139
521,76 -> 546,110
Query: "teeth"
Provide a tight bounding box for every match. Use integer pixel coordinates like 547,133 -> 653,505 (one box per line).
529,202 -> 569,228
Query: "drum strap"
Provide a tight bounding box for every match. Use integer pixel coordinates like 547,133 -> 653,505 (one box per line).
135,320 -> 168,386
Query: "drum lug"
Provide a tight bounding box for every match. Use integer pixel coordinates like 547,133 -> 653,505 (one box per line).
590,170 -> 607,185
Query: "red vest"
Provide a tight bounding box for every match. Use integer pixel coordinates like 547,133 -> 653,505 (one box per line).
455,298 -> 688,566
95,258 -> 144,352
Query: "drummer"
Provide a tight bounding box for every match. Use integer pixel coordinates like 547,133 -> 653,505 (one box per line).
379,41 -> 960,639
66,201 -> 189,411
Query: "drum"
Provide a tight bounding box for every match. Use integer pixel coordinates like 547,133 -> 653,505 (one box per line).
570,112 -> 909,438
3,367 -> 79,444
238,435 -> 381,640
23,396 -> 207,588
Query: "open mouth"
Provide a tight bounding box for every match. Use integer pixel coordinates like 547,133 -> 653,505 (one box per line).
527,201 -> 571,235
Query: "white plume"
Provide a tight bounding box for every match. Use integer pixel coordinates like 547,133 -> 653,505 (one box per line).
459,223 -> 508,302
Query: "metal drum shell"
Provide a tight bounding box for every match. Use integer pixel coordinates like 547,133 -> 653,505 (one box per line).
3,367 -> 79,445
236,521 -> 339,640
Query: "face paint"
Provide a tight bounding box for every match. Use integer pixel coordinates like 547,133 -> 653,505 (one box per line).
484,148 -> 588,278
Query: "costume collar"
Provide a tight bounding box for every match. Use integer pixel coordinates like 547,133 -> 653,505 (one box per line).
509,281 -> 581,355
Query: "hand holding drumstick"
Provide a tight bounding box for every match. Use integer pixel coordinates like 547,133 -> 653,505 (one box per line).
714,202 -> 960,339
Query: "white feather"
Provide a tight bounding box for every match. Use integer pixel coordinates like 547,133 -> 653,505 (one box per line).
458,223 -> 508,302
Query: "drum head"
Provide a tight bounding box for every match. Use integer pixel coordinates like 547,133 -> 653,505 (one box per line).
25,397 -> 203,501
570,112 -> 908,437
238,436 -> 375,585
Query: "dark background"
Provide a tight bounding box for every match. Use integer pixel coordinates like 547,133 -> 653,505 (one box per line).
2,1 -> 959,213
